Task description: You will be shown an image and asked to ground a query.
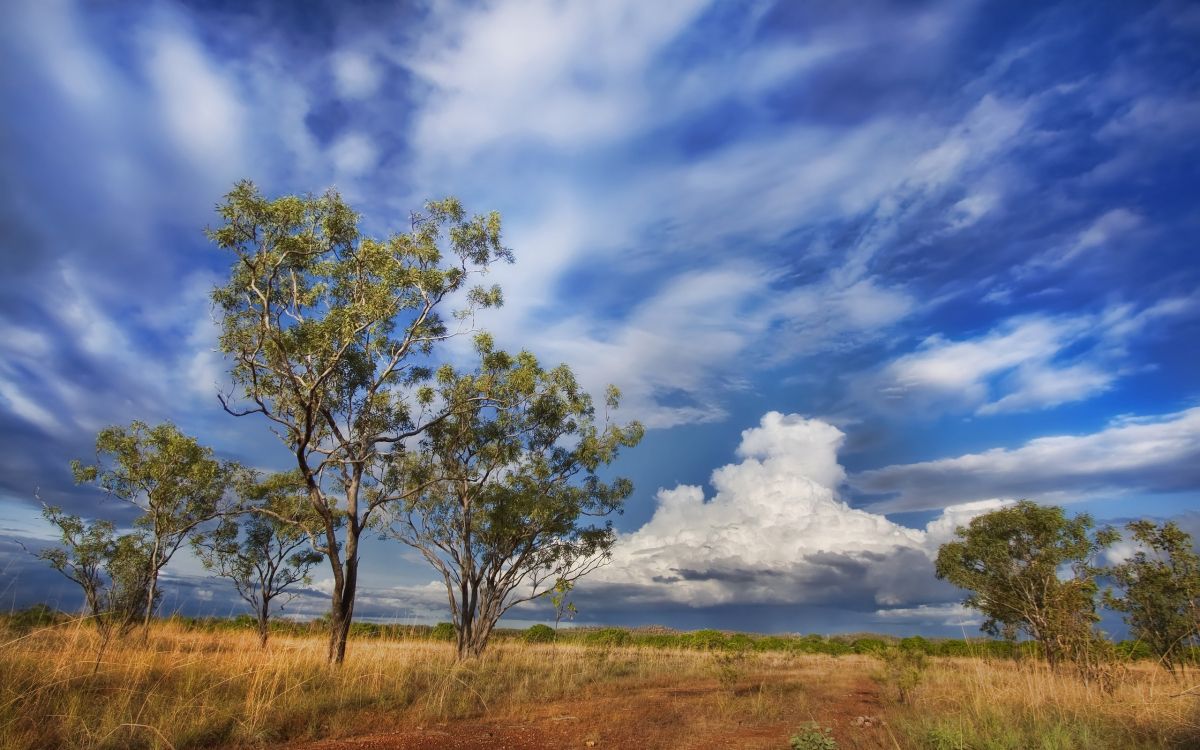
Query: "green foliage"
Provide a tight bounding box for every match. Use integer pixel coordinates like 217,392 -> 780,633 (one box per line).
390,336 -> 642,658
210,181 -> 514,662
790,722 -> 838,750
852,637 -> 889,655
524,624 -> 556,643
549,578 -> 577,630
72,421 -> 237,627
686,629 -> 729,650
192,472 -> 323,646
899,635 -> 933,654
935,500 -> 1117,667
431,622 -> 457,641
6,604 -> 64,630
876,646 -> 928,704
1105,520 -> 1200,674
585,627 -> 632,647
38,504 -> 157,636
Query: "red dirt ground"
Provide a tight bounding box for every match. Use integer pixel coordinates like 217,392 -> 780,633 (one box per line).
285,671 -> 896,750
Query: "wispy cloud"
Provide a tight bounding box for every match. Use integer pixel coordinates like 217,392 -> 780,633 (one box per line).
854,407 -> 1200,511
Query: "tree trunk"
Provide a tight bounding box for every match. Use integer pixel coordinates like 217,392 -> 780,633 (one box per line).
328,555 -> 357,664
257,598 -> 271,649
143,540 -> 161,631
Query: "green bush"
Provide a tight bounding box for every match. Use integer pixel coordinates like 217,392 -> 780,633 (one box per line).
6,604 -> 64,630
686,629 -> 728,650
899,635 -> 932,654
430,622 -> 456,641
524,624 -> 556,643
585,627 -> 631,647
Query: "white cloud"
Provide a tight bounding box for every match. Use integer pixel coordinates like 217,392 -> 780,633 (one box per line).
141,25 -> 246,175
854,406 -> 1200,511
871,297 -> 1195,416
873,602 -> 981,628
405,0 -> 708,156
593,412 -> 999,607
1017,208 -> 1143,276
330,132 -> 379,177
331,50 -> 382,99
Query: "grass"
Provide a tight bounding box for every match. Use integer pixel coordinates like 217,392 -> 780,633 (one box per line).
896,656 -> 1200,749
0,617 -> 1197,749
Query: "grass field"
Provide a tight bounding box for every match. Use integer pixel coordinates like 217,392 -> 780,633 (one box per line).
1,619 -> 1197,749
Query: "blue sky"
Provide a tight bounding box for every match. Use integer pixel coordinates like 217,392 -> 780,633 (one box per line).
1,0 -> 1198,636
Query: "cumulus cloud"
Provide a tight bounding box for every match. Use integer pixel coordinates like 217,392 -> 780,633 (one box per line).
854,407 -> 1200,511
592,412 -> 1000,609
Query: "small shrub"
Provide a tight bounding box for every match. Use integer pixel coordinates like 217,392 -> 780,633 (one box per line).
713,650 -> 747,690
430,622 -> 456,641
790,722 -> 838,750
524,624 -> 555,643
876,646 -> 927,704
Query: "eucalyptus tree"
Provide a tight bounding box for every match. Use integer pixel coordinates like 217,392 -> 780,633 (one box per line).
390,335 -> 643,659
39,504 -> 156,670
209,180 -> 512,663
72,421 -> 237,629
1106,520 -> 1200,675
193,472 -> 324,647
935,501 -> 1118,668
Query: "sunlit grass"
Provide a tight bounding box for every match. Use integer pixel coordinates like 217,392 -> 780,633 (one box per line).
1,618 -> 1197,749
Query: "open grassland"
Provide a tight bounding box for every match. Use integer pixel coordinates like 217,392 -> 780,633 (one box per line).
1,620 -> 1197,750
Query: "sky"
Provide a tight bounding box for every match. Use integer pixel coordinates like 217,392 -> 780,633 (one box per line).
1,0 -> 1198,638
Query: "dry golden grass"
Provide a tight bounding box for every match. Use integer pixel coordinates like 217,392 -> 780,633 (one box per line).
1,620 -> 1197,749
0,620 -> 718,750
892,656 -> 1200,749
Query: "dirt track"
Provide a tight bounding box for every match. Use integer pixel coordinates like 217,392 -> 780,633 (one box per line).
286,671 -> 894,750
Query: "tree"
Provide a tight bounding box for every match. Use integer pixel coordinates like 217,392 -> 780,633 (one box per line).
549,578 -> 577,634
193,473 -> 324,648
389,336 -> 642,659
39,505 -> 156,669
935,500 -> 1118,667
209,181 -> 512,664
1105,520 -> 1200,675
71,421 -> 237,629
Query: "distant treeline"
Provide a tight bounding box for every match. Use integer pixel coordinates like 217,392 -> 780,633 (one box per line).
5,605 -> 1167,661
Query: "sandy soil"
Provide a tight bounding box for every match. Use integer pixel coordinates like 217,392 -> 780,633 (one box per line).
285,666 -> 896,750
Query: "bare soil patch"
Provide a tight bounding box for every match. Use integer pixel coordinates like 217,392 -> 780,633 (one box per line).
286,663 -> 895,750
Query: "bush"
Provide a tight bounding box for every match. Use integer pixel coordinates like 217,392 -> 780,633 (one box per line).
524,624 -> 556,643
852,637 -> 889,655
685,629 -> 728,650
6,604 -> 64,630
899,635 -> 932,654
585,627 -> 631,647
875,646 -> 927,704
430,622 -> 456,641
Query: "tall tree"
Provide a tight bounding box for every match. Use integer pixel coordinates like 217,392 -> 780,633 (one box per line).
72,421 -> 236,628
193,472 -> 324,648
935,501 -> 1118,667
390,335 -> 642,659
1105,520 -> 1200,675
209,181 -> 511,663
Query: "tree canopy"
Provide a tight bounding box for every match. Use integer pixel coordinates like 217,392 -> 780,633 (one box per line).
389,334 -> 642,658
935,500 -> 1118,667
71,420 -> 237,629
209,180 -> 513,663
1105,520 -> 1200,674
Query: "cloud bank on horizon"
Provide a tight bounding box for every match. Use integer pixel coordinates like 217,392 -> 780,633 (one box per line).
0,0 -> 1197,634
